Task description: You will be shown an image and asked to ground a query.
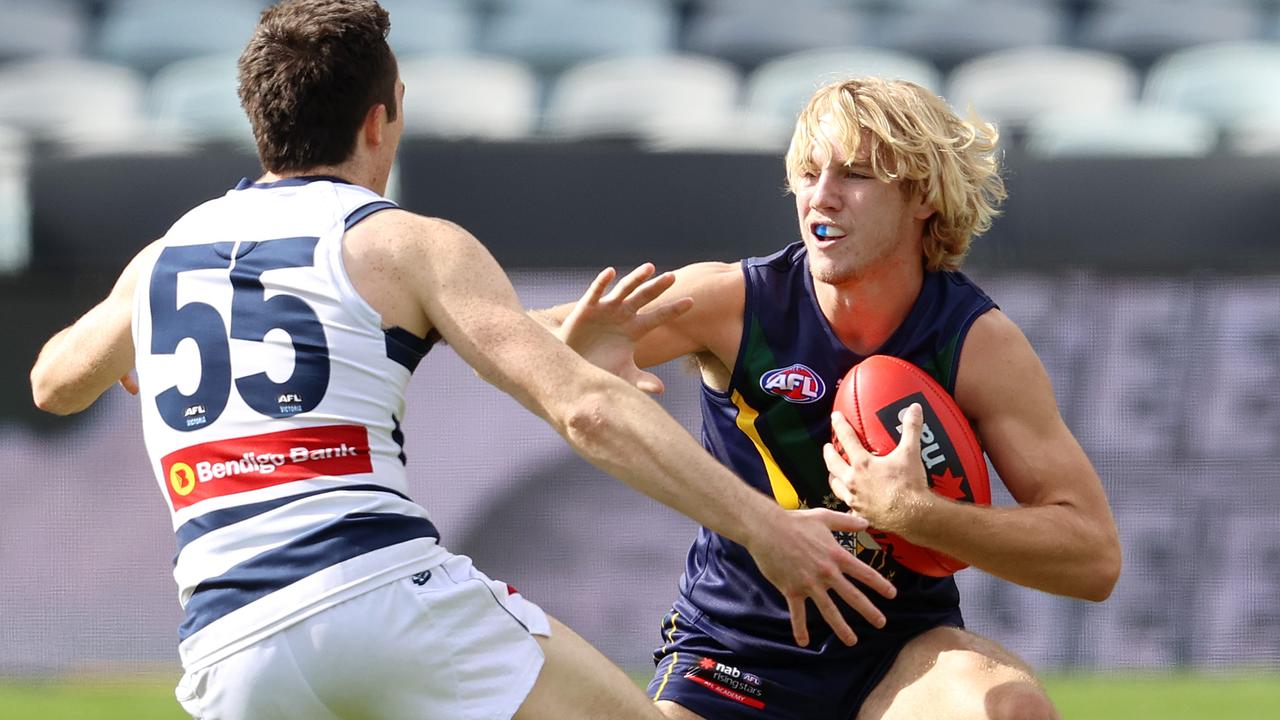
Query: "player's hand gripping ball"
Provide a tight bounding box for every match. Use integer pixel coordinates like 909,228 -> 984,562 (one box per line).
831,355 -> 991,576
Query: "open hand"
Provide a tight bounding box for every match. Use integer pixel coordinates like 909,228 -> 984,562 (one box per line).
747,508 -> 897,647
558,264 -> 692,393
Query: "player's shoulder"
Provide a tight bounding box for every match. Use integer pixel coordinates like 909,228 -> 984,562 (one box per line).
965,307 -> 1030,351
955,307 -> 1048,412
119,237 -> 168,286
345,208 -> 482,260
669,261 -> 745,314
352,208 -> 470,240
674,260 -> 742,285
133,236 -> 168,263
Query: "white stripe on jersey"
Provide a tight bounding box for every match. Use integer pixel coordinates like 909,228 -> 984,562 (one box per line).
131,177 -> 447,669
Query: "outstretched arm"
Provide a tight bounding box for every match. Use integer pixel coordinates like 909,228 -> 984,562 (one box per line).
551,264 -> 693,394
533,260 -> 746,371
383,213 -> 896,646
30,242 -> 159,414
825,310 -> 1121,601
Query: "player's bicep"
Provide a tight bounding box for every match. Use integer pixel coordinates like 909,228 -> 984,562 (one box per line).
410,220 -> 582,407
631,261 -> 743,368
955,310 -> 1104,509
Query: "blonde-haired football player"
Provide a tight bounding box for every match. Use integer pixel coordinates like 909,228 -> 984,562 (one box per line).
539,77 -> 1120,720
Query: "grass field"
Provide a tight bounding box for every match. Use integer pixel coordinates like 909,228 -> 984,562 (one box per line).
1,672 -> 1278,719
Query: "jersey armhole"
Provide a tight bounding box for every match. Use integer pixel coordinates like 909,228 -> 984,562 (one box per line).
326,201 -> 397,332
948,301 -> 998,395
344,200 -> 399,231
718,258 -> 755,396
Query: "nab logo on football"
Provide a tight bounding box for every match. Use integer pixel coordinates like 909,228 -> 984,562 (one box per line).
760,363 -> 826,404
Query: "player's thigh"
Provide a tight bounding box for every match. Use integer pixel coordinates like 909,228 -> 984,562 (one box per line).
856,626 -> 1058,720
515,614 -> 666,720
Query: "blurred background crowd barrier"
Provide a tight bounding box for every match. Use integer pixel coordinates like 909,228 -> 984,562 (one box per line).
2,0 -> 1279,677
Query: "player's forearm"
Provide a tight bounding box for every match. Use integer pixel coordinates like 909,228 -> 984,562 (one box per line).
527,303 -> 574,337
463,298 -> 775,544
31,321 -> 126,415
31,281 -> 139,415
902,498 -> 1120,601
559,378 -> 779,549
30,326 -> 78,413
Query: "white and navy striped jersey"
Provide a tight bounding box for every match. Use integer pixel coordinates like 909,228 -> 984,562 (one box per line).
132,176 -> 447,670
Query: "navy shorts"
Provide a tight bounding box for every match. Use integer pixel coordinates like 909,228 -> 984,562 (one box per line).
646,608 -> 963,720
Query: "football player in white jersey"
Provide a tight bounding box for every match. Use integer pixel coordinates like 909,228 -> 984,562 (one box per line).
28,1 -> 900,718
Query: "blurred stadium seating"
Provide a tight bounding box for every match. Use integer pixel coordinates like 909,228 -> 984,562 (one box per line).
1229,110 -> 1280,154
946,46 -> 1139,130
0,0 -> 88,62
1024,106 -> 1218,157
398,54 -> 541,140
1076,0 -> 1265,69
1143,41 -> 1280,124
543,53 -> 740,144
743,47 -> 943,145
379,0 -> 478,57
483,0 -> 678,75
875,0 -> 1069,72
684,0 -> 874,70
147,53 -> 253,144
0,123 -> 28,271
0,0 -> 1275,154
94,0 -> 263,75
0,56 -> 146,147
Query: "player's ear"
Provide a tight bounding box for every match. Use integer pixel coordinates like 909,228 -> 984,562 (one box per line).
911,191 -> 935,221
901,181 -> 935,221
362,102 -> 387,148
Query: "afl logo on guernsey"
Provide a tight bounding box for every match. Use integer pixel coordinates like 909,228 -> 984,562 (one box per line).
760,363 -> 826,404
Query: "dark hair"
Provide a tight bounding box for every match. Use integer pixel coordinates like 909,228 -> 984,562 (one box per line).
238,0 -> 398,173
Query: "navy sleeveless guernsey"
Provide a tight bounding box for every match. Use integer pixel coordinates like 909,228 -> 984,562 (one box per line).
670,241 -> 997,661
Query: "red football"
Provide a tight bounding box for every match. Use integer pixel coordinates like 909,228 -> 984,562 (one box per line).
831,355 -> 990,577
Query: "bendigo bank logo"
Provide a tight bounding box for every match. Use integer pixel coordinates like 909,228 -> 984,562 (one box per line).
759,363 -> 826,404
169,462 -> 197,497
160,425 -> 373,510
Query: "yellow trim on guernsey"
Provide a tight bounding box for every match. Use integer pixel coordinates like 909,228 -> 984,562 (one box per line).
652,612 -> 681,700
730,390 -> 801,509
653,651 -> 679,700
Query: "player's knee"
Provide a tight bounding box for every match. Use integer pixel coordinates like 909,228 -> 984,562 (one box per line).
931,650 -> 1055,720
983,681 -> 1057,720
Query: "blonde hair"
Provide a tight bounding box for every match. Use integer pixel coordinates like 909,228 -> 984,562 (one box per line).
784,77 -> 1006,271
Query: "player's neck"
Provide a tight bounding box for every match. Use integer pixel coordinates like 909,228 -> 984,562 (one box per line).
815,261 -> 924,356
259,158 -> 387,196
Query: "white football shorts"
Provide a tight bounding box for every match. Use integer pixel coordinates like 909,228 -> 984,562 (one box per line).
174,553 -> 551,720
